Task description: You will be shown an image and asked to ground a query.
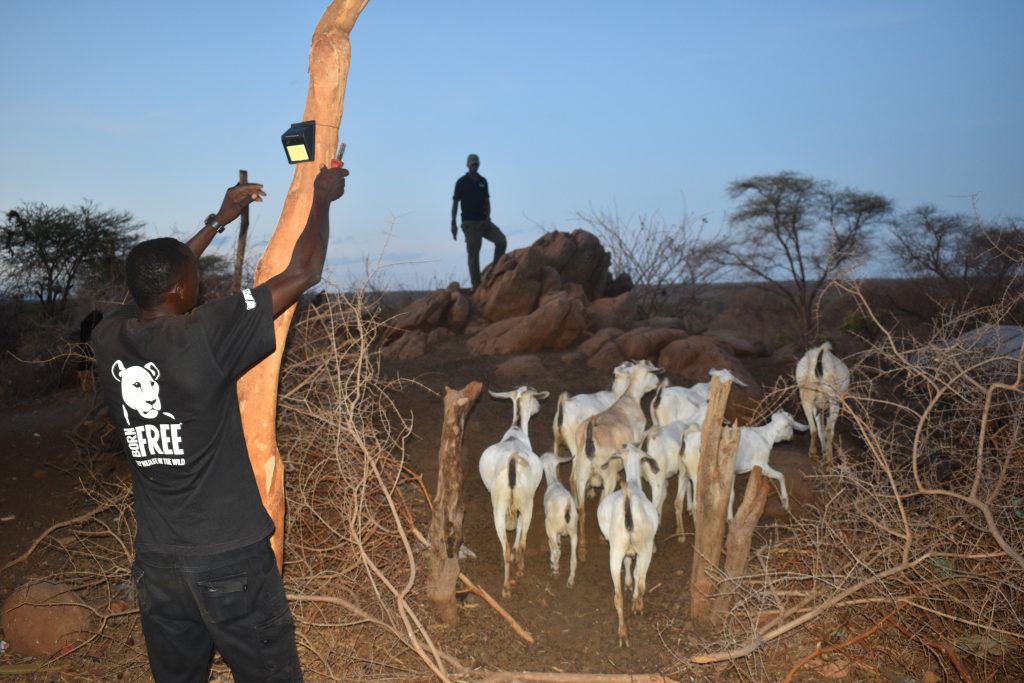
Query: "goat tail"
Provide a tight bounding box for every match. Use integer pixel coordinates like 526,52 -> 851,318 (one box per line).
814,345 -> 827,379
650,378 -> 666,427
564,500 -> 572,525
552,391 -> 569,457
623,484 -> 634,532
640,425 -> 656,452
507,455 -> 518,490
585,421 -> 596,460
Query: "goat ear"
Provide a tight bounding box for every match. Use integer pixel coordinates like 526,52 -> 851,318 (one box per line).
790,417 -> 810,431
488,390 -> 512,400
534,390 -> 550,400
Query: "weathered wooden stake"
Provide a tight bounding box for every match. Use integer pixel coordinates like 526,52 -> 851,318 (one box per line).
689,376 -> 739,621
427,382 -> 482,626
232,169 -> 249,292
712,465 -> 770,623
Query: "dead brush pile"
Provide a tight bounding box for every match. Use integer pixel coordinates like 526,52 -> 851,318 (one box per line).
693,284 -> 1024,682
273,290 -> 450,681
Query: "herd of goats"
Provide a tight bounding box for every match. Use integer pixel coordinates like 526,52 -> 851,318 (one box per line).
475,342 -> 851,646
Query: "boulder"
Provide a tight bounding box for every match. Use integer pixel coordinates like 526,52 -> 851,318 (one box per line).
616,327 -> 688,360
474,251 -> 543,321
468,292 -> 587,355
636,316 -> 687,330
706,330 -> 771,358
381,330 -> 428,361
560,351 -> 587,366
471,230 -> 616,323
1,582 -> 92,657
586,291 -> 638,332
587,340 -> 628,372
557,230 -> 612,299
495,355 -> 546,382
445,292 -> 472,331
577,327 -> 623,357
390,289 -> 452,334
427,327 -> 453,345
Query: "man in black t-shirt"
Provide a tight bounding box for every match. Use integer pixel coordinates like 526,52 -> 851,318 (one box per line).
92,166 -> 348,683
450,153 -> 507,289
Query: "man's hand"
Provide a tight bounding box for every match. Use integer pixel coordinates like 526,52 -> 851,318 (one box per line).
314,166 -> 349,202
215,182 -> 266,225
451,221 -> 458,240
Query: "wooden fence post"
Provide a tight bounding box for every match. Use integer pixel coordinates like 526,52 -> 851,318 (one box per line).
232,169 -> 249,292
690,376 -> 739,621
427,382 -> 482,626
712,465 -> 770,622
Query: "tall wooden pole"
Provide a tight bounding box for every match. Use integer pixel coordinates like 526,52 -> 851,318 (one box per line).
427,382 -> 483,626
232,169 -> 249,292
236,0 -> 370,571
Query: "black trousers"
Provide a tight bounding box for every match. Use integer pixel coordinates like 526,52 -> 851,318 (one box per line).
132,538 -> 302,683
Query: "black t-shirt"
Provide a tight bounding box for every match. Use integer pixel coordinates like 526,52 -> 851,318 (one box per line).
453,173 -> 490,221
92,285 -> 276,555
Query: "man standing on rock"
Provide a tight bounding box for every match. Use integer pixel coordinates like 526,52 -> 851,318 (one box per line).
451,153 -> 507,289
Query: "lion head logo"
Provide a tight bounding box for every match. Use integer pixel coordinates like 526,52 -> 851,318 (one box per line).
111,360 -> 164,423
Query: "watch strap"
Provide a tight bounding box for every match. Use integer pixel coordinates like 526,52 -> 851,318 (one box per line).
205,213 -> 225,234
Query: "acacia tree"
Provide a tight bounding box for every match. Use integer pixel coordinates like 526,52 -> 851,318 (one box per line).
717,171 -> 892,341
2,201 -> 140,316
889,205 -> 1024,316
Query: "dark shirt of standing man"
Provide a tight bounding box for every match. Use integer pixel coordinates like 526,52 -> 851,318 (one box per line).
451,153 -> 507,289
91,166 -> 348,683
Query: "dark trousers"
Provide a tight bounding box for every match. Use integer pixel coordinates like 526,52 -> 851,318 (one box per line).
461,219 -> 507,288
131,539 -> 302,683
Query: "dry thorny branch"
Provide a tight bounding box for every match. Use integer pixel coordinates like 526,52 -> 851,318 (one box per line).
684,279 -> 1024,681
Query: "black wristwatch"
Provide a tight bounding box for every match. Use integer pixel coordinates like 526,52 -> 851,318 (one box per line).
205,213 -> 225,234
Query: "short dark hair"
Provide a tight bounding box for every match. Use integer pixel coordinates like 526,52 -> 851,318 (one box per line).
125,238 -> 190,309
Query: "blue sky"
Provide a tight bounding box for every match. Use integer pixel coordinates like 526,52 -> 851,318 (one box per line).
2,1 -> 1022,290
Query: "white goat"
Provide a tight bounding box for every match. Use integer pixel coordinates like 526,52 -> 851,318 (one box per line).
551,361 -> 634,458
640,419 -> 698,540
478,386 -> 549,598
540,452 -> 578,587
597,443 -> 660,648
571,360 -> 662,560
795,341 -> 850,464
649,368 -> 747,427
681,410 -> 808,522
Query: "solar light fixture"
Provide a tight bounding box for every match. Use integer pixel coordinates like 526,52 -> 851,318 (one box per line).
281,120 -> 316,164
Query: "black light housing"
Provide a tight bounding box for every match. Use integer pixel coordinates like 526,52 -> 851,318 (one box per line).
281,121 -> 316,164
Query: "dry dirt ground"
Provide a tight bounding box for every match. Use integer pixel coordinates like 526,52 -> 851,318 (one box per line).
381,334 -> 819,677
0,332 -> 821,680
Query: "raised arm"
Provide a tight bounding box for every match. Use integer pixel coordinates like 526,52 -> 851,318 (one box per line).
186,183 -> 266,257
264,166 -> 348,315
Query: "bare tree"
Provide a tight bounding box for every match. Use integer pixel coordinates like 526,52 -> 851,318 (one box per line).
889,204 -> 1024,318
576,206 -> 723,320
717,171 -> 892,341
